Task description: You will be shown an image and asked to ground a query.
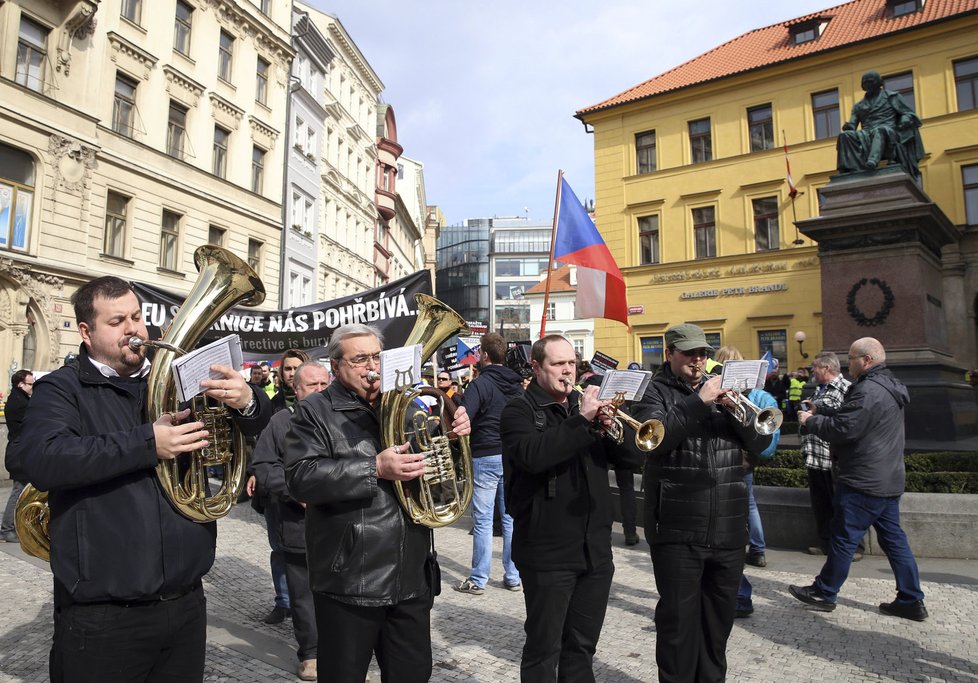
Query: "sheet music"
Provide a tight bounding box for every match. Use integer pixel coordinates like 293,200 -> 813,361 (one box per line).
596,370 -> 653,402
380,344 -> 422,393
171,334 -> 243,403
719,360 -> 769,391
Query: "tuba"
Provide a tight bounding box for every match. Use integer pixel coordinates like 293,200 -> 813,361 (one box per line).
15,245 -> 264,560
380,294 -> 474,528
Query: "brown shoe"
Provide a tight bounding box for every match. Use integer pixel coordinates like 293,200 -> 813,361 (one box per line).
297,659 -> 317,681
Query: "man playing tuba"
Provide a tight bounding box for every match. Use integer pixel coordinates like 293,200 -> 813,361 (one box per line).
21,275 -> 271,682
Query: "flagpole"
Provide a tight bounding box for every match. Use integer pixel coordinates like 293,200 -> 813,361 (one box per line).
783,129 -> 805,246
539,169 -> 562,340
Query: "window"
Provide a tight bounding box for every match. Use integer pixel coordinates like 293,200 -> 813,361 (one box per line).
260,0 -> 272,15
964,165 -> 978,226
888,0 -> 922,17
692,206 -> 716,259
104,191 -> 129,258
252,146 -> 265,194
752,197 -> 780,251
248,239 -> 262,272
758,329 -> 787,371
546,302 -> 556,320
167,101 -> 187,158
121,0 -> 142,24
0,144 -> 35,252
689,118 -> 712,163
213,126 -> 229,178
748,104 -> 775,152
636,130 -> 657,174
16,17 -> 48,92
812,89 -> 840,139
218,30 -> 234,82
174,0 -> 193,55
112,73 -> 138,137
160,210 -> 180,270
884,72 -> 915,110
638,215 -> 660,265
208,225 -> 226,246
954,56 -> 978,112
641,336 -> 664,372
256,57 -> 269,105
790,20 -> 826,44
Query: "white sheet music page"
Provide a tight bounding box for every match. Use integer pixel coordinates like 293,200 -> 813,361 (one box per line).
719,360 -> 769,391
596,370 -> 653,401
380,344 -> 422,393
171,334 -> 243,403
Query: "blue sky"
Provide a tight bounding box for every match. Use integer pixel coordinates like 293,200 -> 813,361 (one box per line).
303,0 -> 834,225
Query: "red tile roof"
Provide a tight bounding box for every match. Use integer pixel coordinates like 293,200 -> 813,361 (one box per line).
525,265 -> 575,295
577,0 -> 978,116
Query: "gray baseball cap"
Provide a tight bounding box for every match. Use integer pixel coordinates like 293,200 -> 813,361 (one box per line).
665,323 -> 713,352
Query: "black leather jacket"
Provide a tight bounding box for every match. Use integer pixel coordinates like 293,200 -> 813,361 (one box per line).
284,382 -> 429,606
631,366 -> 771,549
4,385 -> 31,480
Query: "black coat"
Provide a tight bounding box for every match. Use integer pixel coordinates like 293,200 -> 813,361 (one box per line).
459,363 -> 524,457
284,381 -> 429,607
501,381 -> 640,572
630,366 -> 771,549
4,385 -> 31,480
252,407 -> 307,553
21,345 -> 271,605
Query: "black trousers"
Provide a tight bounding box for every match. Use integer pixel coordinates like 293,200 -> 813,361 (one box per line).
807,467 -> 864,554
518,562 -> 614,683
313,590 -> 432,683
50,586 -> 206,683
651,544 -> 743,683
283,552 -> 318,662
614,468 -> 638,535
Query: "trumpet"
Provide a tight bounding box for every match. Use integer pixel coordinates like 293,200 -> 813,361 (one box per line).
716,390 -> 783,435
563,380 -> 664,452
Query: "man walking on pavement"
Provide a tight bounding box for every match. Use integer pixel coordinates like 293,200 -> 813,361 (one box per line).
1,369 -> 34,543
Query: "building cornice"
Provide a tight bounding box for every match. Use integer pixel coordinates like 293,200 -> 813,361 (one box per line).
107,31 -> 158,80
163,64 -> 205,107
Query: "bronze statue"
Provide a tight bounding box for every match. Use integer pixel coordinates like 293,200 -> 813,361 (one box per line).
837,71 -> 925,179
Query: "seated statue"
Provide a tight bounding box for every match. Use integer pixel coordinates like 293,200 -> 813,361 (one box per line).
837,71 -> 925,179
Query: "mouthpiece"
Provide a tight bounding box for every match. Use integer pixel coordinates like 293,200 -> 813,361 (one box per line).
366,370 -> 381,382
127,336 -> 145,350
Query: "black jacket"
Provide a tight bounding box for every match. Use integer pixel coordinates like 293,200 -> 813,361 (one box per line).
460,363 -> 524,457
284,381 -> 429,606
802,363 -> 910,497
252,407 -> 307,553
501,380 -> 639,572
631,366 -> 771,549
21,345 -> 270,605
4,385 -> 31,480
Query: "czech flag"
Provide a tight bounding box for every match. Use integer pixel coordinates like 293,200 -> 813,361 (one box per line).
552,176 -> 628,327
457,338 -> 480,366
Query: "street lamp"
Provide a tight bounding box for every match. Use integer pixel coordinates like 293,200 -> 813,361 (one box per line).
794,330 -> 809,359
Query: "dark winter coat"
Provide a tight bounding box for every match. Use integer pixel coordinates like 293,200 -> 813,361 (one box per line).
460,363 -> 524,457
252,407 -> 307,553
3,385 -> 31,480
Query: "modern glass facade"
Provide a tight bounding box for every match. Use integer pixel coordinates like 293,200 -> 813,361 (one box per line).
435,219 -> 490,325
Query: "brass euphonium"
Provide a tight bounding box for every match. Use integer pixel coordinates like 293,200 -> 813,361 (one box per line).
380,294 -> 474,528
15,246 -> 264,560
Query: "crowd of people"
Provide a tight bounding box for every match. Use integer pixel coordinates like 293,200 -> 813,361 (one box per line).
0,271 -> 935,683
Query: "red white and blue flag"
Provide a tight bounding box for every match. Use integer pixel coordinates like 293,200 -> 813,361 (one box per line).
542,174 -> 628,333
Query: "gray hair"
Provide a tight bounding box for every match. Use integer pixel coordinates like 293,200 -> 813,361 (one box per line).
294,360 -> 330,386
813,351 -> 841,374
851,337 -> 886,363
326,323 -> 384,361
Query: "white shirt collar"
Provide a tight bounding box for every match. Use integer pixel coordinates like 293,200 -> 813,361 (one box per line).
89,355 -> 151,379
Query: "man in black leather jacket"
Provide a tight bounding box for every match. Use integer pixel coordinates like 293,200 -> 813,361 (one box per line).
502,334 -> 639,682
630,323 -> 771,683
1,369 -> 33,543
285,323 -> 470,683
22,276 -> 271,682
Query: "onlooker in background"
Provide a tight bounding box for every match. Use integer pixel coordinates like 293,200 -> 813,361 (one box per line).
252,361 -> 331,681
801,352 -> 859,559
786,371 -> 805,421
1,369 -> 34,543
454,333 -> 523,596
260,362 -> 276,399
631,325 -> 771,682
436,371 -> 457,399
271,349 -> 310,413
791,338 -> 927,621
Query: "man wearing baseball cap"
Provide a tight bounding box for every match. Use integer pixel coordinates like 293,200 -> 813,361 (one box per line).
630,323 -> 772,683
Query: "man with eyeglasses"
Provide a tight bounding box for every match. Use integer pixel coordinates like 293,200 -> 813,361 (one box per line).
1,369 -> 34,543
790,337 -> 927,622
630,323 -> 772,683
285,323 -> 470,682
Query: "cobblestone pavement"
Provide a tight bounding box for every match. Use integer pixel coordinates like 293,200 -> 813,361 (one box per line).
2,500 -> 978,682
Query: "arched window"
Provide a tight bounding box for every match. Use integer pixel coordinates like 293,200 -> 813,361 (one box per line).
0,144 -> 35,251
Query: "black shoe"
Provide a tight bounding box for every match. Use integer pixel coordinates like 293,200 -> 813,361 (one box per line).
0,531 -> 18,543
879,599 -> 928,622
735,606 -> 754,618
624,531 -> 640,546
789,585 -> 836,612
745,552 -> 766,568
262,606 -> 290,624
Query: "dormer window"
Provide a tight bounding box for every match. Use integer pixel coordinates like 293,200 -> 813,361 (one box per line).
887,0 -> 923,17
790,19 -> 829,44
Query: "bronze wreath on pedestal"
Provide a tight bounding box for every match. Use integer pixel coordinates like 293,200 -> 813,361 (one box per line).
846,277 -> 895,327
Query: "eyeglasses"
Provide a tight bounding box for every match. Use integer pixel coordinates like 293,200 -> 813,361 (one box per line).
343,353 -> 381,367
437,376 -> 450,382
677,348 -> 710,358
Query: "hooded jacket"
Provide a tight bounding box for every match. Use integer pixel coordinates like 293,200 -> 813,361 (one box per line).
460,363 -> 524,457
802,363 -> 910,497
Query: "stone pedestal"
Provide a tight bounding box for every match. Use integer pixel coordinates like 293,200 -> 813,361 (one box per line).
797,169 -> 977,441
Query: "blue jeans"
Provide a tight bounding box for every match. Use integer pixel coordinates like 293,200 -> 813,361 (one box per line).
469,455 -> 519,588
264,502 -> 290,609
736,574 -> 752,611
814,482 -> 924,604
744,472 -> 765,555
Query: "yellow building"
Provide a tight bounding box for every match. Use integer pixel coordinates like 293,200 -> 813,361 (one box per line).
577,0 -> 978,373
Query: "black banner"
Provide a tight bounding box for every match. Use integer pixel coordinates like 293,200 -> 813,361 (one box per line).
132,270 -> 432,362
